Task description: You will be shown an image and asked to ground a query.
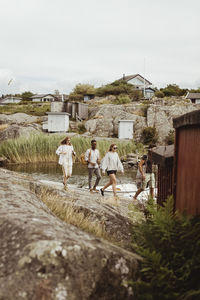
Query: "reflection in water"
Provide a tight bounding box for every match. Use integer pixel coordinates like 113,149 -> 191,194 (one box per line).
6,163 -> 137,187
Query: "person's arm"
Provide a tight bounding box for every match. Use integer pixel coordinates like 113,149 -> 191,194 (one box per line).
56,146 -> 62,155
72,146 -> 76,156
117,154 -> 124,173
138,159 -> 145,178
101,153 -> 108,173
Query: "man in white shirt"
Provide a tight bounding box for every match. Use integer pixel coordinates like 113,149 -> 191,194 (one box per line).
85,139 -> 101,192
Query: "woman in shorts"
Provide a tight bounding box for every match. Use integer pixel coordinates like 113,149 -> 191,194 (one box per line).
56,137 -> 76,190
100,144 -> 124,198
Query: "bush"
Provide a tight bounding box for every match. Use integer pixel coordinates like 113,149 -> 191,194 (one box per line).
155,90 -> 165,98
77,123 -> 86,134
114,94 -> 131,104
96,80 -> 135,97
165,130 -> 175,145
130,197 -> 200,300
141,126 -> 158,145
69,84 -> 96,101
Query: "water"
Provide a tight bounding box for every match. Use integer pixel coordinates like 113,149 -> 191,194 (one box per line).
5,162 -> 137,188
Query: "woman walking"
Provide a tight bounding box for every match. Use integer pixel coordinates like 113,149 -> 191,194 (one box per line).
100,144 -> 124,198
56,137 -> 76,190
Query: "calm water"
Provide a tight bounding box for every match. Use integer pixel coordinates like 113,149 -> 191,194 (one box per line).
5,162 -> 137,187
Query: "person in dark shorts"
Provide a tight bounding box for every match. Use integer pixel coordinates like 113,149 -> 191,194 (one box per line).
100,144 -> 124,198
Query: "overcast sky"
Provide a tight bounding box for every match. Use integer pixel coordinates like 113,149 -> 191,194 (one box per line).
0,0 -> 200,95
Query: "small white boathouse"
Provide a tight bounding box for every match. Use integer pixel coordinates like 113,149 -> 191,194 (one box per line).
118,120 -> 134,139
47,112 -> 70,132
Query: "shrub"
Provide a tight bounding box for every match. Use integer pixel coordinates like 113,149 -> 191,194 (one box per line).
96,80 -> 135,97
69,84 -> 96,101
165,130 -> 175,145
77,123 -> 87,134
141,126 -> 158,145
114,94 -> 131,104
155,90 -> 165,98
130,197 -> 200,300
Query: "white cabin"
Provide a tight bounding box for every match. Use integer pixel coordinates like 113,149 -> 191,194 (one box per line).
31,94 -> 56,102
47,112 -> 70,132
118,120 -> 134,139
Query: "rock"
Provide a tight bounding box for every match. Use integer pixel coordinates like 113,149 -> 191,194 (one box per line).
147,104 -> 200,143
0,168 -> 140,300
0,113 -> 39,125
0,124 -> 41,141
85,104 -> 146,139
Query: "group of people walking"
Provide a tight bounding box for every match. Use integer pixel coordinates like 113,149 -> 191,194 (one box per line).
56,137 -> 154,200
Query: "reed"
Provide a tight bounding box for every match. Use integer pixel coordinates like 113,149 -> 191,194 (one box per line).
0,133 -> 143,164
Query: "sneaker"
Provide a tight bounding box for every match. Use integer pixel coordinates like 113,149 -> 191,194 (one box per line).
64,185 -> 69,191
90,189 -> 94,193
92,188 -> 98,193
100,188 -> 104,196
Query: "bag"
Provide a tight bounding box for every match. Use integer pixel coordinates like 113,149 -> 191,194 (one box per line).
80,150 -> 91,165
80,153 -> 88,165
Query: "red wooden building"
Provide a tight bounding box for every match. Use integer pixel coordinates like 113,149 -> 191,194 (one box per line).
173,110 -> 200,215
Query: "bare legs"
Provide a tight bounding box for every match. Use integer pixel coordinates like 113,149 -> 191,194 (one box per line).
62,166 -> 71,190
101,174 -> 117,197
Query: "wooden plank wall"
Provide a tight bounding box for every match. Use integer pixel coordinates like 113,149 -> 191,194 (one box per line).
174,126 -> 200,215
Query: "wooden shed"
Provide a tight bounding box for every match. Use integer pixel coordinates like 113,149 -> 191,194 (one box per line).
118,120 -> 134,139
151,145 -> 174,206
173,110 -> 200,215
66,102 -> 88,120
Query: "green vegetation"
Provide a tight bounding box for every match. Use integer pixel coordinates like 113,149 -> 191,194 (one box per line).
0,102 -> 50,116
130,197 -> 200,300
96,80 -> 143,101
165,129 -> 175,145
156,84 -> 188,98
69,83 -> 96,101
141,126 -> 158,145
114,94 -> 131,104
0,133 -> 143,164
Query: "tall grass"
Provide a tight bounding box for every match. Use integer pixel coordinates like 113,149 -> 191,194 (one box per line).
0,133 -> 143,164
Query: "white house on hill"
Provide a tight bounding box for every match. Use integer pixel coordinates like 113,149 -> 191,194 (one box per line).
118,74 -> 155,99
0,96 -> 22,105
31,94 -> 56,102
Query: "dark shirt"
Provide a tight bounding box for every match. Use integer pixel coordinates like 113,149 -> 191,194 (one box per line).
146,159 -> 152,173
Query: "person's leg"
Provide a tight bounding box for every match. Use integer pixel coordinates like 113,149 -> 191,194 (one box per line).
101,174 -> 112,195
93,168 -> 101,190
149,173 -> 155,198
62,166 -> 67,186
88,168 -> 94,191
133,188 -> 144,200
110,173 -> 117,197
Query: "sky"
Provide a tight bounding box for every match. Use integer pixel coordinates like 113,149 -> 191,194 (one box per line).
0,0 -> 200,95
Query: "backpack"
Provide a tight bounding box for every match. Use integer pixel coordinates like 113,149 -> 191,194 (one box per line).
80,150 -> 91,165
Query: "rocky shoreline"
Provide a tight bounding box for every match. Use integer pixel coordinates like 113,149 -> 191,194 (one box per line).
0,168 -> 141,299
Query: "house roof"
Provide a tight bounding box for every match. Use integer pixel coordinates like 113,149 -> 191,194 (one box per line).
119,74 -> 152,85
186,92 -> 200,99
0,96 -> 22,103
31,94 -> 55,99
151,145 -> 174,166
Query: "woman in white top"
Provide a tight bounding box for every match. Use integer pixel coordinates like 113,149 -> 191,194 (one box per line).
100,144 -> 124,198
56,137 -> 76,190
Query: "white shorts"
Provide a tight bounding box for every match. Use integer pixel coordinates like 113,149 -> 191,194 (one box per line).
137,173 -> 155,190
62,164 -> 72,177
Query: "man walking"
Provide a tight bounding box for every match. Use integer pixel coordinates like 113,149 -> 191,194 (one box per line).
133,150 -> 155,201
85,139 -> 101,193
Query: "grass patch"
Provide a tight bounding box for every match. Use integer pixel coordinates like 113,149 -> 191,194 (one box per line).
0,133 -> 144,164
0,102 -> 50,116
40,190 -> 116,242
